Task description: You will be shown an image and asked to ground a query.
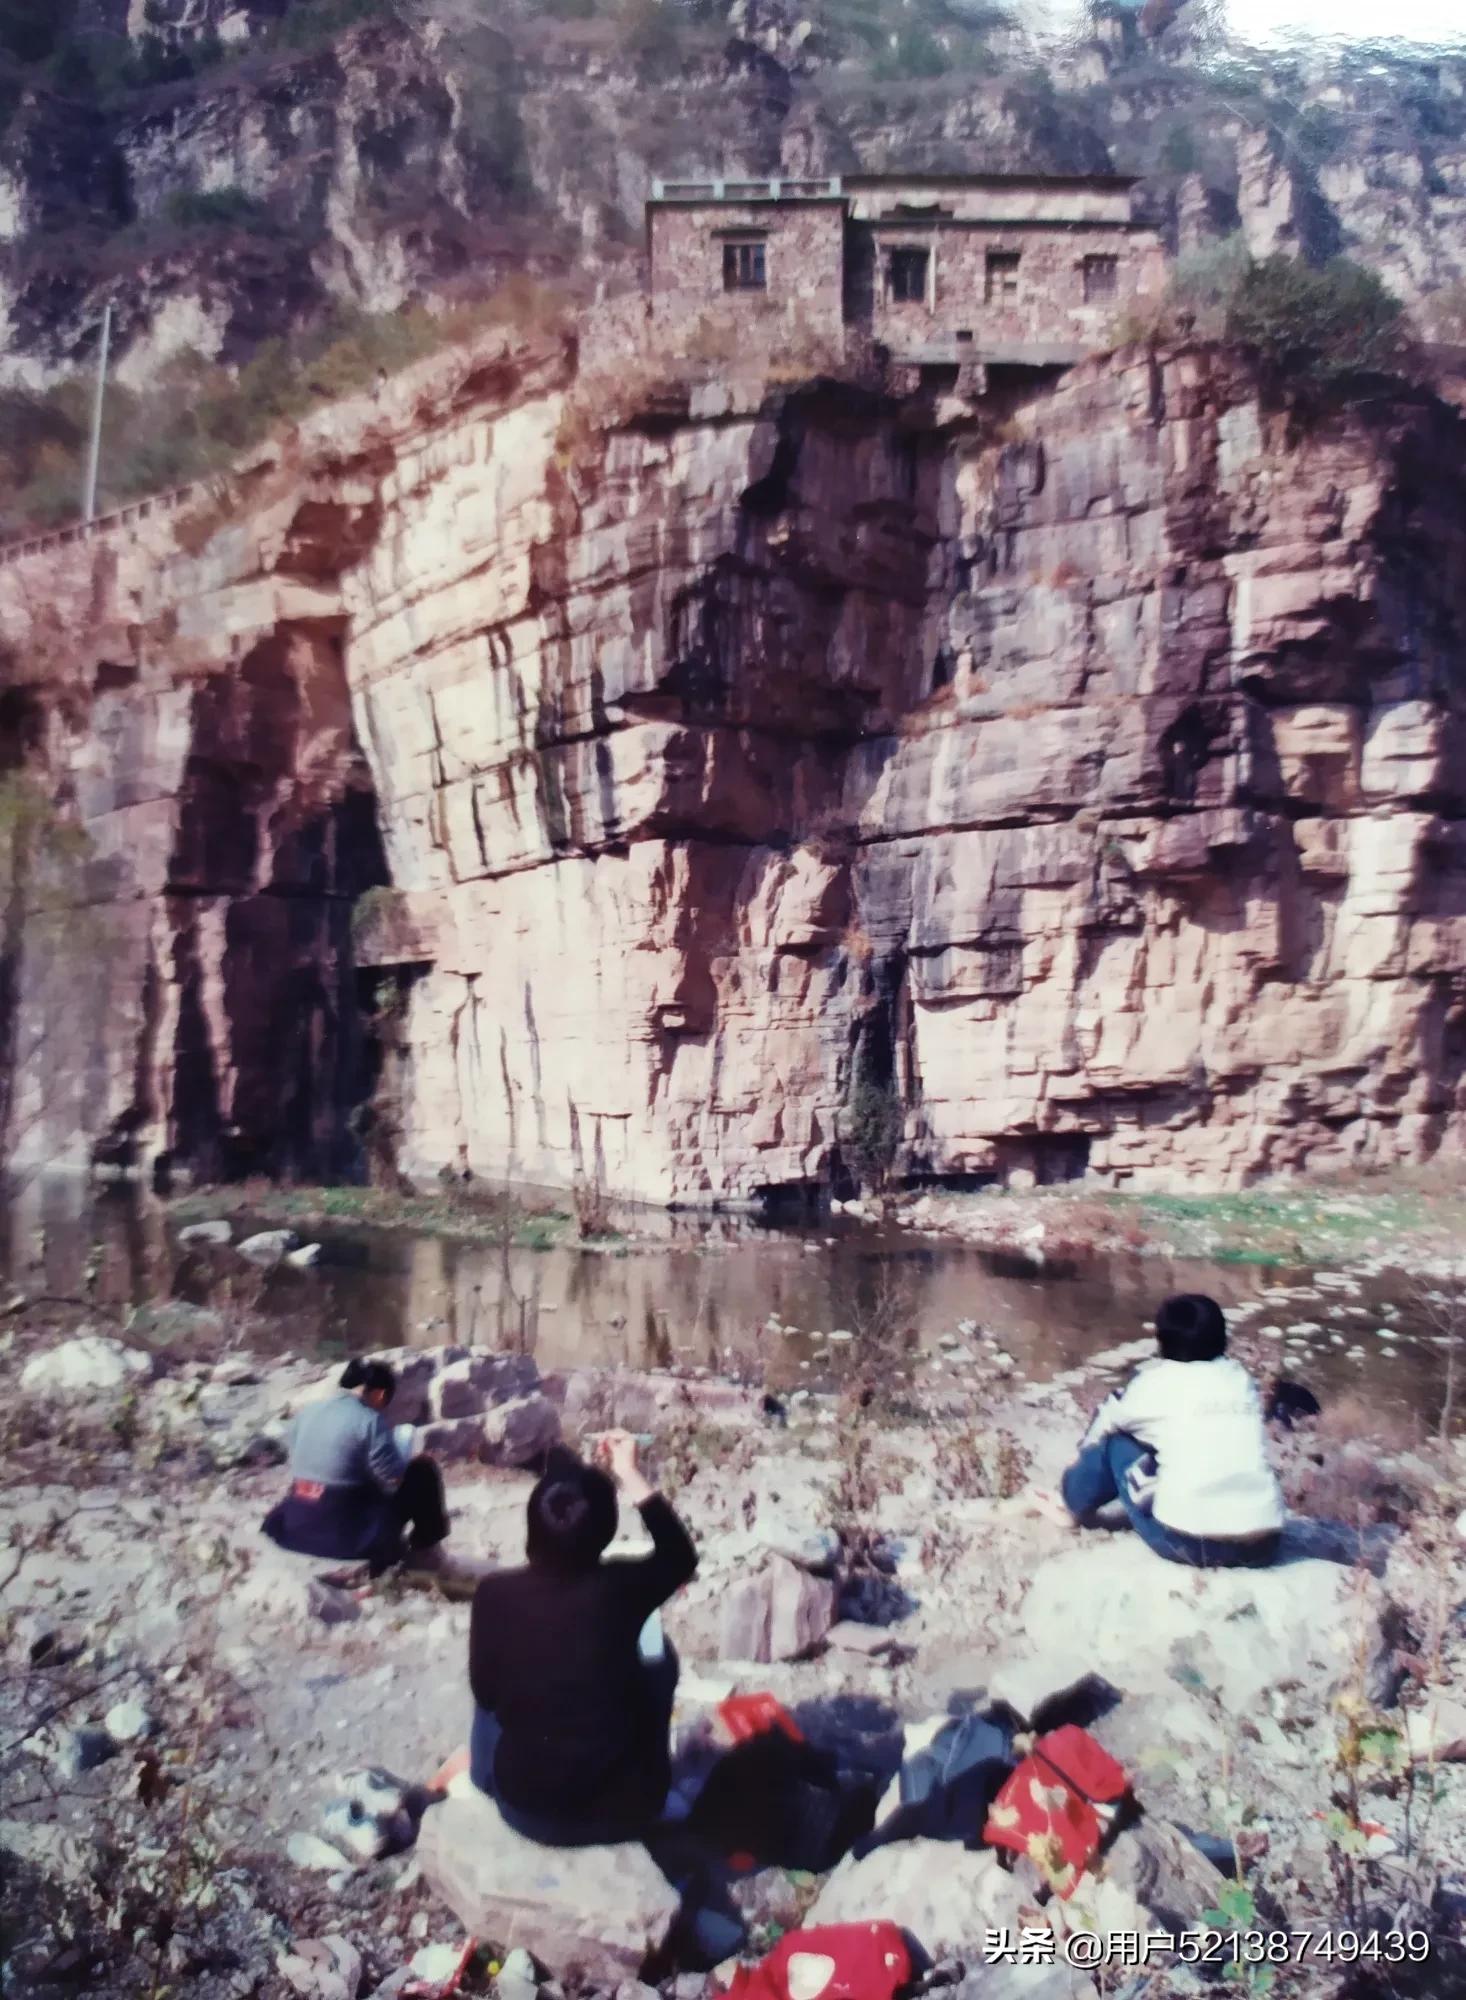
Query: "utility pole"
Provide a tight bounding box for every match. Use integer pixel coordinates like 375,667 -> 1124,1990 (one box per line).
82,301 -> 112,524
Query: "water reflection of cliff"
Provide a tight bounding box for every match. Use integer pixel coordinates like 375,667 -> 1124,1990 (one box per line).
0,1177 -> 1449,1420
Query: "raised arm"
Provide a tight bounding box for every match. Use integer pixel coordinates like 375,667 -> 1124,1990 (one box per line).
599,1431 -> 698,1615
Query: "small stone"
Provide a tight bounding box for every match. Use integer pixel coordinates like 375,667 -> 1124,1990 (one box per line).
286,1832 -> 353,1873
178,1220 -> 233,1247
1404,1694 -> 1466,1762
408,1942 -> 472,1986
36,1726 -> 117,1779
307,1578 -> 362,1626
496,1944 -> 539,1999
828,1620 -> 904,1657
276,1936 -> 362,2000
103,1698 -> 155,1743
238,1229 -> 300,1268
211,1356 -> 261,1386
287,1243 -> 323,1270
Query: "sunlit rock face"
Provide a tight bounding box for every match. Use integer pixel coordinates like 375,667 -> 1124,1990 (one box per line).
4,330 -> 1466,1200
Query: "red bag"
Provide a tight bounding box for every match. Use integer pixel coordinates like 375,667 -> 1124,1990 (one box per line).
723,1923 -> 911,2000
982,1724 -> 1128,1900
717,1693 -> 806,1747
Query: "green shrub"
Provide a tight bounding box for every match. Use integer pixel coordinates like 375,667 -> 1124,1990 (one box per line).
1107,236 -> 1409,391
0,303 -> 452,535
1224,252 -> 1406,383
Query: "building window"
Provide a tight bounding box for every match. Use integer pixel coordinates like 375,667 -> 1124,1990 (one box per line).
887,247 -> 931,303
1083,254 -> 1119,302
985,251 -> 1021,301
722,239 -> 767,291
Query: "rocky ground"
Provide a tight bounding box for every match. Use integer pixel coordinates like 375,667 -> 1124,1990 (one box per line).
3,1276 -> 1466,2000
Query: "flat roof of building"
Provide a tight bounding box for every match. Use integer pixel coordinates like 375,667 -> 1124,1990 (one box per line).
648,170 -> 1140,203
844,170 -> 1141,190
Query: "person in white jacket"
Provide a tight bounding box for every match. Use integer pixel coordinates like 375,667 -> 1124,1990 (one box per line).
1060,1293 -> 1285,1568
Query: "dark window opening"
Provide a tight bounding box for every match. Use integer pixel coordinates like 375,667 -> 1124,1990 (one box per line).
723,239 -> 767,291
1083,254 -> 1119,303
887,247 -> 930,303
985,252 -> 1021,301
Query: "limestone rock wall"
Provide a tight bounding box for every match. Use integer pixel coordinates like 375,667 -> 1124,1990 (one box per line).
3,332 -> 1466,1199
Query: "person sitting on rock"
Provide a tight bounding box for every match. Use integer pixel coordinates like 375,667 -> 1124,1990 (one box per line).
468,1430 -> 698,1846
1060,1293 -> 1285,1568
262,1356 -> 448,1576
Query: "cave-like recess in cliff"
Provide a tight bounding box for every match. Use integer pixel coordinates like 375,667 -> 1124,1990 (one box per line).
156,626 -> 392,1188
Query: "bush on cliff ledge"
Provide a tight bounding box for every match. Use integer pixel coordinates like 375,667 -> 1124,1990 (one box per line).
1224,252 -> 1407,385
1110,237 -> 1409,393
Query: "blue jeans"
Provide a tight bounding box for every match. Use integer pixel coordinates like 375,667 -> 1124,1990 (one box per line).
1061,1433 -> 1280,1570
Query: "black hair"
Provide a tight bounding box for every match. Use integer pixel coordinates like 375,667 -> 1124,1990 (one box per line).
526,1446 -> 618,1572
1155,1294 -> 1227,1364
339,1356 -> 397,1400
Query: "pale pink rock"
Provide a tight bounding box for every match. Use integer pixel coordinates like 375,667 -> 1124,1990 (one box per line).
6,337 -> 1466,1201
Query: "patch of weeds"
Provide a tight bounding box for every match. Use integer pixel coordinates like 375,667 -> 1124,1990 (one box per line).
513,1214 -> 569,1250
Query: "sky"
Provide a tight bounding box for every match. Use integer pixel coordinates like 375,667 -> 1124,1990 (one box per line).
1223,0 -> 1466,45
1027,0 -> 1466,49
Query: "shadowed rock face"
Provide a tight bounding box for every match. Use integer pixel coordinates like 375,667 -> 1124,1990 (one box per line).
3,333 -> 1466,1200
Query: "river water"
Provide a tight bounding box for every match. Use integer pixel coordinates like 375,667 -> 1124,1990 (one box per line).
2,1173 -> 1454,1427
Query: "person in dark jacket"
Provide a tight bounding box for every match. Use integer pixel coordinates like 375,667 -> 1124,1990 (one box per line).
262,1357 -> 448,1575
468,1429 -> 698,1846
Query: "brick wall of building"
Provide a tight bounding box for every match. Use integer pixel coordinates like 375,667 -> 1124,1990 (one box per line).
646,186 -> 1169,367
648,201 -> 847,338
862,222 -> 1166,356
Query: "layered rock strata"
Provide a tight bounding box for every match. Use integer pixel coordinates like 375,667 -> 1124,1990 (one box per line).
3,329 -> 1466,1199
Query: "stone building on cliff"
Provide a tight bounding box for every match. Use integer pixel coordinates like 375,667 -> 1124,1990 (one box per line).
646,171 -> 1168,375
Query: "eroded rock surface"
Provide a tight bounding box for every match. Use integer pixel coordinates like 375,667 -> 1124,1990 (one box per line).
4,334 -> 1466,1198
417,1785 -> 681,1988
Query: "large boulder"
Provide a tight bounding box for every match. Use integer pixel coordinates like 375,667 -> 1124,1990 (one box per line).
481,1394 -> 561,1468
21,1336 -> 151,1399
1018,1540 -> 1397,1711
719,1555 -> 836,1663
417,1786 -> 680,1987
1101,1818 -> 1229,1934
807,1839 -> 1031,1956
429,1353 -> 541,1421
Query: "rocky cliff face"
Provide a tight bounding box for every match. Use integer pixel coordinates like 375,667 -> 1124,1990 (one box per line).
3,332 -> 1466,1200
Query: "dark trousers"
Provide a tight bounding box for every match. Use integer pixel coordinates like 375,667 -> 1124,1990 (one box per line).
1061,1433 -> 1280,1570
470,1644 -> 681,1847
389,1457 -> 449,1556
262,1455 -> 448,1575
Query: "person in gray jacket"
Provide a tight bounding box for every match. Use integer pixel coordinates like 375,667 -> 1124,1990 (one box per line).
262,1357 -> 448,1574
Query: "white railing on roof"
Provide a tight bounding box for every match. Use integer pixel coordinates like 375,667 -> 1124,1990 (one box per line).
650,177 -> 843,202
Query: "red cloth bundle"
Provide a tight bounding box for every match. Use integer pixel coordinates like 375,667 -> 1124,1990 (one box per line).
982,1724 -> 1128,1899
722,1923 -> 912,2000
